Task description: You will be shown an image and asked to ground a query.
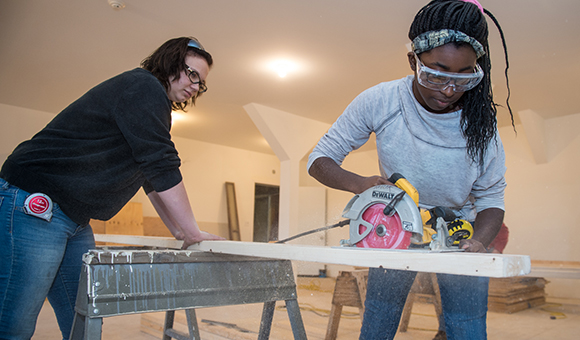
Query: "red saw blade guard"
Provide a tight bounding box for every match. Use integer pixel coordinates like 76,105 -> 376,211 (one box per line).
355,203 -> 411,249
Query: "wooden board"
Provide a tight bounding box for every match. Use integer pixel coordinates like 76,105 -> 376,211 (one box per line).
93,234 -> 531,278
95,234 -> 182,249
104,202 -> 143,236
528,260 -> 580,279
225,182 -> 241,241
143,216 -> 173,237
488,296 -> 546,314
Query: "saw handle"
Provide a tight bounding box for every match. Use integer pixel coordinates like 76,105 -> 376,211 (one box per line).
431,206 -> 457,221
388,173 -> 419,206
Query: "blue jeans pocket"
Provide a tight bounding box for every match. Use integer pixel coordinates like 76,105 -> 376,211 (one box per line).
0,178 -> 94,339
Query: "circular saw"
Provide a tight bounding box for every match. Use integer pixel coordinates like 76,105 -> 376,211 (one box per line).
340,183 -> 424,248
276,173 -> 473,251
339,174 -> 473,251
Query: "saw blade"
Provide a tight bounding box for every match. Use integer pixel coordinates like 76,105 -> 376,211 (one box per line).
354,203 -> 411,249
342,185 -> 423,247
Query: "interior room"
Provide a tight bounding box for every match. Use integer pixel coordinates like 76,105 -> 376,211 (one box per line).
1,0 -> 579,339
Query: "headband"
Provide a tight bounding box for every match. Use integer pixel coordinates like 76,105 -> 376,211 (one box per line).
188,39 -> 206,51
411,29 -> 486,59
461,0 -> 484,14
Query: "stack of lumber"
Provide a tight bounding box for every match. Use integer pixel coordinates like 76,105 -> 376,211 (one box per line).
91,203 -> 144,246
487,276 -> 547,313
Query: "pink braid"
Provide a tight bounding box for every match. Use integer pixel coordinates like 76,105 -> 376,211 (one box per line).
461,0 -> 484,13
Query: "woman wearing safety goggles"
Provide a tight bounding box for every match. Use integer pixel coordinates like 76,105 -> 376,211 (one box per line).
407,27 -> 493,116
414,52 -> 484,93
308,1 -> 515,339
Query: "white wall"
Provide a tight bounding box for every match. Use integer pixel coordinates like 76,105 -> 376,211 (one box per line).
501,116 -> 580,300
0,103 -> 56,164
500,118 -> 580,261
133,136 -> 280,241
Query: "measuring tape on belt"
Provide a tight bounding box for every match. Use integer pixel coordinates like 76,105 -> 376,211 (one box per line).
24,193 -> 53,222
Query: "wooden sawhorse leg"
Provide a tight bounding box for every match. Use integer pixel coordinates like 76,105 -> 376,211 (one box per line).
325,270 -> 369,340
398,272 -> 443,333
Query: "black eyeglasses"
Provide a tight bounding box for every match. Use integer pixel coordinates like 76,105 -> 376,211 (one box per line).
184,64 -> 208,94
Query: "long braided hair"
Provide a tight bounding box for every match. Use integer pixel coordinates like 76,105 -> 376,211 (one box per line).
409,0 -> 514,165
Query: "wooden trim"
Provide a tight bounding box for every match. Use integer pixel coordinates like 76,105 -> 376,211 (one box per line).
528,260 -> 580,279
93,234 -> 530,278
95,234 -> 182,249
225,182 -> 241,241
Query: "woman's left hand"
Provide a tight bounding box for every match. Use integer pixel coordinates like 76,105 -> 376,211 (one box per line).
181,231 -> 225,249
459,239 -> 487,253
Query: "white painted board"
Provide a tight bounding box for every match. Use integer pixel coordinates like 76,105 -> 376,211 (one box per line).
93,234 -> 531,278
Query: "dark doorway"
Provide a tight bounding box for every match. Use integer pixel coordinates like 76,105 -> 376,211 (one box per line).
253,184 -> 279,242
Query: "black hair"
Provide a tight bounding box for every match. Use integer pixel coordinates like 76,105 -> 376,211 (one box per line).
141,37 -> 213,110
409,0 -> 513,165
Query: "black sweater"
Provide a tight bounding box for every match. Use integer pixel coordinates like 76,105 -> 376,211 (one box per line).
0,68 -> 182,225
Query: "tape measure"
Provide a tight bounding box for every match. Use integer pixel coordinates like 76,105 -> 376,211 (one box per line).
24,193 -> 53,222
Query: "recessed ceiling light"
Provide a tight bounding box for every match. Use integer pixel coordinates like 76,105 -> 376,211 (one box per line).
171,111 -> 190,125
270,60 -> 298,78
108,0 -> 126,10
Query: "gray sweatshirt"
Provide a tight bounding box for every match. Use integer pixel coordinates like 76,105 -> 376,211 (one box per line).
308,75 -> 506,221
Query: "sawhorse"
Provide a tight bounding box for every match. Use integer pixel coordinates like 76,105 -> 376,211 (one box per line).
70,248 -> 307,340
324,270 -> 441,339
325,270 -> 368,340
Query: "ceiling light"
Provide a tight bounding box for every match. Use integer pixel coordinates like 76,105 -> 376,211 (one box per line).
108,0 -> 126,10
171,111 -> 189,125
268,60 -> 299,78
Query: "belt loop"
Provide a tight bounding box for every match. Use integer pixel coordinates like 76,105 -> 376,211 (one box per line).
0,178 -> 9,190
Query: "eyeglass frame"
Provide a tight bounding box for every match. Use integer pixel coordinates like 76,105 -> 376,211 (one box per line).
184,64 -> 208,94
414,53 -> 483,93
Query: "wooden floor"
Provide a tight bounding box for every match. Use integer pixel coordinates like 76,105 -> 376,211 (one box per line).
32,277 -> 580,340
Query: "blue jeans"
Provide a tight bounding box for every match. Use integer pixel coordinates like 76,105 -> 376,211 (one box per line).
360,268 -> 489,340
0,178 -> 95,340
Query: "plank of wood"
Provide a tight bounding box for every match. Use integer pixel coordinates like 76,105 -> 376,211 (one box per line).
189,240 -> 530,278
488,277 -> 547,295
92,202 -> 144,247
93,234 -> 531,278
488,289 -> 545,304
94,234 -> 182,248
143,216 -> 173,237
528,260 -> 580,279
488,296 -> 546,314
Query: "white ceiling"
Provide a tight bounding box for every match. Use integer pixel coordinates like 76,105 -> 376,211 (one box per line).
1,0 -> 579,155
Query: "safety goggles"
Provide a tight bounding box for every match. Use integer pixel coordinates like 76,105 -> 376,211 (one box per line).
415,53 -> 483,92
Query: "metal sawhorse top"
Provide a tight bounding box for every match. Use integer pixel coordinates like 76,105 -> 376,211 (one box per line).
70,247 -> 307,339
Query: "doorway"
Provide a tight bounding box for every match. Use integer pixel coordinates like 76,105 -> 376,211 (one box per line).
253,184 -> 279,242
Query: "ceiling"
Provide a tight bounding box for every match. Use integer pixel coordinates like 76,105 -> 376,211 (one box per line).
1,0 -> 579,155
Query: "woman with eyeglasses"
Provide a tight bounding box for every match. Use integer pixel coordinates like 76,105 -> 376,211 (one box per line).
0,37 -> 223,340
308,1 -> 513,339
